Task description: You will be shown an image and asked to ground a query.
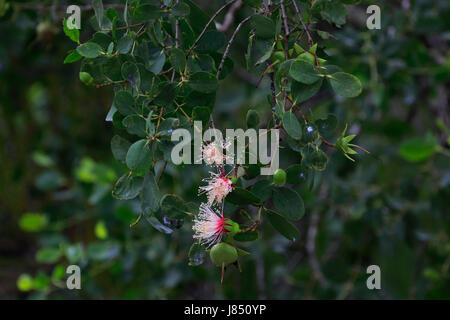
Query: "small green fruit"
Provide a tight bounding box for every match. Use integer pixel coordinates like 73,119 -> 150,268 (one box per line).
273,168 -> 287,186
210,243 -> 238,267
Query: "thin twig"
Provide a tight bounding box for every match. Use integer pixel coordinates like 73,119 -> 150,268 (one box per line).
292,0 -> 314,46
186,0 -> 238,56
216,16 -> 252,80
280,0 -> 290,59
172,0 -> 180,82
268,66 -> 277,121
158,161 -> 168,184
216,0 -> 243,32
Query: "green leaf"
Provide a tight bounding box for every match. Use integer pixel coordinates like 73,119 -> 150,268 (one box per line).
234,231 -> 259,242
188,72 -> 218,93
160,194 -> 188,218
115,205 -> 137,224
236,247 -> 250,256
17,274 -> 34,292
301,124 -> 319,143
116,35 -> 133,54
315,114 -> 338,139
320,0 -> 348,26
158,118 -> 179,136
291,79 -> 323,103
87,241 -> 120,261
76,42 -> 103,59
196,30 -> 226,52
192,106 -> 211,126
149,50 -> 166,74
243,0 -> 260,8
92,0 -> 104,29
227,187 -> 262,206
112,174 -> 144,200
95,220 -> 108,240
36,248 -> 62,264
251,15 -> 275,39
145,216 -> 174,234
282,111 -> 302,140
285,164 -> 307,184
250,179 -> 272,202
184,0 -> 215,35
289,60 -> 321,84
252,38 -> 274,66
141,172 -> 161,213
272,187 -> 305,221
126,139 -> 152,176
131,4 -> 162,21
19,213 -> 48,232
64,244 -> 84,264
121,61 -> 140,88
62,18 -> 79,43
188,243 -> 205,266
399,136 -> 437,162
123,115 -> 147,137
246,110 -> 260,129
113,90 -> 136,116
169,47 -> 186,73
265,209 -> 300,240
301,143 -> 328,171
64,51 -> 82,64
111,135 -> 131,163
329,72 -> 362,98
172,1 -> 191,17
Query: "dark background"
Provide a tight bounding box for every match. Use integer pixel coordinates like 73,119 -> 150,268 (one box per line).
0,0 -> 449,299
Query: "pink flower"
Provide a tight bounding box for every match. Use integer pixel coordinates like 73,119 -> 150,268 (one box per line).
202,140 -> 232,166
192,203 -> 230,247
199,172 -> 234,206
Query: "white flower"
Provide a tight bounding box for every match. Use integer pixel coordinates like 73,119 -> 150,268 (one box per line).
202,140 -> 232,166
199,172 -> 234,206
192,203 -> 230,247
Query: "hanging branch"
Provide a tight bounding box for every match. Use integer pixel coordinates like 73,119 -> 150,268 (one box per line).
216,16 -> 252,80
186,0 -> 238,56
280,0 -> 290,59
215,0 -> 244,32
292,0 -> 314,47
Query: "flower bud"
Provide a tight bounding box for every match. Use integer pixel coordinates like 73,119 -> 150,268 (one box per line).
224,219 -> 240,235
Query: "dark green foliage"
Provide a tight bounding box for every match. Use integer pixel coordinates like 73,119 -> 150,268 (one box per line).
2,0 -> 449,300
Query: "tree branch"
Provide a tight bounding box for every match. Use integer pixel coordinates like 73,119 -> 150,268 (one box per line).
186,0 -> 238,56
292,0 -> 314,46
216,16 -> 252,80
215,0 -> 243,33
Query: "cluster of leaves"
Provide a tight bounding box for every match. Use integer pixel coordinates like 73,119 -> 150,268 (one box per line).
62,0 -> 368,269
